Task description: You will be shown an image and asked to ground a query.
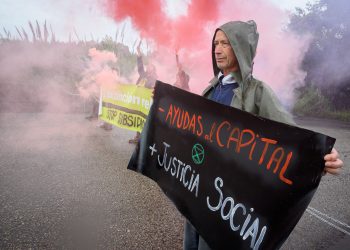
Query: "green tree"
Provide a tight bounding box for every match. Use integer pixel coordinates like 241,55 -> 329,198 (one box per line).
289,0 -> 350,110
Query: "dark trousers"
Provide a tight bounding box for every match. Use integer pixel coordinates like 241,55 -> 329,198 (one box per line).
183,221 -> 211,250
91,99 -> 99,117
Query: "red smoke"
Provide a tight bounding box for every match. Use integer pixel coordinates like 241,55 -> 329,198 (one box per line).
172,0 -> 219,50
107,0 -> 219,50
109,0 -> 170,45
104,0 -> 310,105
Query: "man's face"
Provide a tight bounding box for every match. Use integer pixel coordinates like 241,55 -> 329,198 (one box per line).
214,30 -> 239,75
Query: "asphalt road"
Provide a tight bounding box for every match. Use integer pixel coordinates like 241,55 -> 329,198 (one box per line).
0,113 -> 349,249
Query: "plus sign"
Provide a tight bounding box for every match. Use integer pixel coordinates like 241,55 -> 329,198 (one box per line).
149,143 -> 157,156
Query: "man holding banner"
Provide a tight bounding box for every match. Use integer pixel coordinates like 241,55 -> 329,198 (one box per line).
183,20 -> 344,250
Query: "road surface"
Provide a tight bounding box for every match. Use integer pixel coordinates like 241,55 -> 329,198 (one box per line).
0,113 -> 349,249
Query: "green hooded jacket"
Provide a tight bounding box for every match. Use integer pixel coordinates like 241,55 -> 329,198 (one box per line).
203,20 -> 295,125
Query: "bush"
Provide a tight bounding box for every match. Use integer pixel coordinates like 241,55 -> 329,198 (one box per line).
293,85 -> 350,121
293,85 -> 331,114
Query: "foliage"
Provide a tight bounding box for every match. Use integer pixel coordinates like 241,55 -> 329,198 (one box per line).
293,85 -> 331,114
289,0 -> 350,111
293,85 -> 350,121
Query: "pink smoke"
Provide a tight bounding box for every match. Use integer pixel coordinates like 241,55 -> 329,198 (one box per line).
88,48 -> 117,66
77,48 -> 121,99
104,0 -> 310,105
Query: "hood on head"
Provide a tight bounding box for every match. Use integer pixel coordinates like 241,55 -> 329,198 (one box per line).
212,20 -> 259,83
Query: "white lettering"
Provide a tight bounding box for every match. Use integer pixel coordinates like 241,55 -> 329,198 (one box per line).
207,177 -> 267,249
153,142 -> 199,197
207,177 -> 223,211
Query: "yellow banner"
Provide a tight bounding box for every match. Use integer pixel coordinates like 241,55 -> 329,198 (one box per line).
99,84 -> 153,132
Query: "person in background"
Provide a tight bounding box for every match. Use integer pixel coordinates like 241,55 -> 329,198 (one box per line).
129,41 -> 157,144
85,97 -> 99,121
174,53 -> 190,91
84,87 -> 112,131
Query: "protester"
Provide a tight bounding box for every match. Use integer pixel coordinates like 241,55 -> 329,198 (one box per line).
129,41 -> 157,144
183,20 -> 344,250
174,53 -> 190,91
85,97 -> 99,121
84,95 -> 112,131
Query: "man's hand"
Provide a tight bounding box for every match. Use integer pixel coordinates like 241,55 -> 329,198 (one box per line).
175,50 -> 182,71
324,148 -> 343,175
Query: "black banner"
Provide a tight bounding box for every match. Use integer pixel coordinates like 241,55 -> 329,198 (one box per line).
128,81 -> 335,250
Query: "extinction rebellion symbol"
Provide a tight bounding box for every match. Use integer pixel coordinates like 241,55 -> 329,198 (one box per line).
192,143 -> 205,164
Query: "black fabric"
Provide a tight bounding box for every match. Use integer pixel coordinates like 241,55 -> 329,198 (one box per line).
128,81 -> 335,250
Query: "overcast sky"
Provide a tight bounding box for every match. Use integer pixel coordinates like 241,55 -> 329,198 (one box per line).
0,0 -> 315,45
